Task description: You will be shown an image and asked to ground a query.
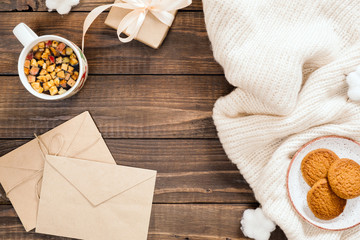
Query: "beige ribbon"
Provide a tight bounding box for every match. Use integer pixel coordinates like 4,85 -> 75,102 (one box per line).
82,0 -> 192,50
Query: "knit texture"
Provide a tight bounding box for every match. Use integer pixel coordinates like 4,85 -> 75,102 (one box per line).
202,0 -> 360,239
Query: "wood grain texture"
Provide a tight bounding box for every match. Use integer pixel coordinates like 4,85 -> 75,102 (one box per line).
0,12 -> 222,75
0,0 -> 202,11
0,4 -> 289,239
0,75 -> 232,138
0,204 -> 287,240
0,138 -> 255,205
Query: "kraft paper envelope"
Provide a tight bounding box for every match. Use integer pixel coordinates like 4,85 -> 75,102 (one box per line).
0,111 -> 115,232
36,155 -> 157,240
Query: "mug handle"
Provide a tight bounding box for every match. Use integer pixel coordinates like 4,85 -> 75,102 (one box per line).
13,23 -> 38,47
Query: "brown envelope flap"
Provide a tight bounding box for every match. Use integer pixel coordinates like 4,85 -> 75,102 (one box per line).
0,140 -> 44,171
0,167 -> 41,193
45,155 -> 157,206
0,111 -> 95,171
52,111 -> 103,158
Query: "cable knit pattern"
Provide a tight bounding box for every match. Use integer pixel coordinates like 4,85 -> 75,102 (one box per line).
203,0 -> 360,239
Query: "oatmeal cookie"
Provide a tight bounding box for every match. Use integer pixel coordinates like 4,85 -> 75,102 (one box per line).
307,178 -> 347,220
301,149 -> 339,186
328,158 -> 360,199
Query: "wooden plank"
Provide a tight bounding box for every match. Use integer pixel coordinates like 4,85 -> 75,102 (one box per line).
0,186 -> 6,205
0,75 -> 232,138
0,0 -> 202,11
0,204 -> 287,239
0,138 -> 254,205
0,12 -> 221,75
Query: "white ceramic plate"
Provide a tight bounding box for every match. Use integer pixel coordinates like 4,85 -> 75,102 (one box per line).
287,136 -> 360,230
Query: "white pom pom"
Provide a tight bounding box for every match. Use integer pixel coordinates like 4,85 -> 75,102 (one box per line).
46,0 -> 80,14
348,86 -> 360,101
356,65 -> 360,74
46,0 -> 60,10
346,72 -> 360,87
241,208 -> 276,240
56,4 -> 72,14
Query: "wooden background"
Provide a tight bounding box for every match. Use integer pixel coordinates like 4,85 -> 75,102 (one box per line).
0,1 -> 287,239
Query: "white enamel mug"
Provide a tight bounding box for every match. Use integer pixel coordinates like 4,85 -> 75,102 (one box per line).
13,23 -> 88,100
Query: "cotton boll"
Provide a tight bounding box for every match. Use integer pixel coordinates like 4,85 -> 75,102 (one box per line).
46,0 -> 80,14
56,4 -> 73,15
348,86 -> 360,101
46,0 -> 60,11
346,72 -> 360,87
241,208 -> 276,240
346,67 -> 360,101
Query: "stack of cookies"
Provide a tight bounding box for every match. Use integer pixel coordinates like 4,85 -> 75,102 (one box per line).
301,149 -> 360,220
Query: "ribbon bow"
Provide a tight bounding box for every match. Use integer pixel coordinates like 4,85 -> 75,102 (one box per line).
82,0 -> 192,50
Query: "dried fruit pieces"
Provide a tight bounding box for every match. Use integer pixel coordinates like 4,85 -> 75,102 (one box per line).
57,43 -> 66,52
26,53 -> 33,60
30,67 -> 40,75
31,59 -> 37,67
24,40 -> 80,95
38,42 -> 45,49
24,60 -> 30,69
31,82 -> 43,93
70,57 -> 78,66
58,88 -> 67,95
28,75 -> 36,83
65,47 -> 73,55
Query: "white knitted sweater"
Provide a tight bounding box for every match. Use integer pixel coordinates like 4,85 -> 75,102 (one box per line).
203,0 -> 360,239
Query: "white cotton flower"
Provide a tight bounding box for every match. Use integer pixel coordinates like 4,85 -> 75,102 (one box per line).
240,208 -> 276,240
346,67 -> 360,101
46,0 -> 80,15
346,72 -> 360,87
56,4 -> 73,15
45,0 -> 59,10
348,86 -> 360,101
